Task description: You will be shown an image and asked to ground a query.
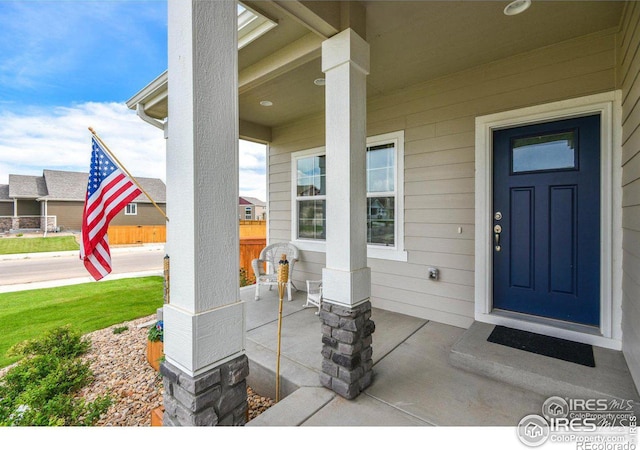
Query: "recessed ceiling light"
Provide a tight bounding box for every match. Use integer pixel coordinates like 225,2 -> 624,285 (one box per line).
504,0 -> 531,16
313,78 -> 325,86
259,100 -> 273,107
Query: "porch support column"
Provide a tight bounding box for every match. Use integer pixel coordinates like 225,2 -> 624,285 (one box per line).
12,199 -> 18,230
320,29 -> 375,400
41,199 -> 48,234
161,0 -> 247,426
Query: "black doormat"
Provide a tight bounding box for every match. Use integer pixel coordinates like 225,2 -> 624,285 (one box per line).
487,325 -> 596,367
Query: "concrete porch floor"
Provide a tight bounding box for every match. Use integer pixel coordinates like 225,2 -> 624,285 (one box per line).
240,285 -> 640,430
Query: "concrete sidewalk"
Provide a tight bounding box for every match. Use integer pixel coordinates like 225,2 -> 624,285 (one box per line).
0,244 -> 165,293
240,285 -> 640,441
0,243 -> 164,261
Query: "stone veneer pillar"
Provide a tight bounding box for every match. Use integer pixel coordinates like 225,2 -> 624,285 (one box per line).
161,356 -> 248,426
319,301 -> 375,399
162,0 -> 246,425
320,29 -> 374,400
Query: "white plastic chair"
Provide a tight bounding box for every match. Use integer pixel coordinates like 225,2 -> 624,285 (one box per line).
251,242 -> 299,302
304,280 -> 322,314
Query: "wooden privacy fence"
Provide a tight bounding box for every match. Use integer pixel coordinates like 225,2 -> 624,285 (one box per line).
107,223 -> 265,285
107,225 -> 166,245
239,220 -> 266,238
240,237 -> 266,283
239,220 -> 267,284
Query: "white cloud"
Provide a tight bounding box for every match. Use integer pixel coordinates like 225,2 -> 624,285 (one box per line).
238,139 -> 267,202
0,102 -> 267,201
0,102 -> 165,184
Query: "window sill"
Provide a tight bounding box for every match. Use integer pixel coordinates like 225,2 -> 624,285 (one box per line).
292,240 -> 408,262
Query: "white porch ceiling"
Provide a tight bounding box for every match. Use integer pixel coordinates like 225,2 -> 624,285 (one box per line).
129,1 -> 625,137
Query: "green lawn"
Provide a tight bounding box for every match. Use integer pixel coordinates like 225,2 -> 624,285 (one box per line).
0,236 -> 80,255
0,277 -> 163,368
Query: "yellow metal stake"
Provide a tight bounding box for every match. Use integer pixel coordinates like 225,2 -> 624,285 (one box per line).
276,253 -> 288,402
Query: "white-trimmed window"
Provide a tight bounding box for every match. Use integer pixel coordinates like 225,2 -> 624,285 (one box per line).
291,130 -> 406,261
125,203 -> 137,216
244,206 -> 253,220
294,151 -> 326,240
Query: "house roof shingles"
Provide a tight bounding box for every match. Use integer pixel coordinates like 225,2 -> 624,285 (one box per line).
41,170 -> 90,201
41,170 -> 166,203
8,175 -> 48,198
240,196 -> 265,207
0,185 -> 10,202
4,170 -> 165,203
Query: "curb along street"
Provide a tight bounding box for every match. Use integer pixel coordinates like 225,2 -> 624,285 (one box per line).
0,244 -> 165,261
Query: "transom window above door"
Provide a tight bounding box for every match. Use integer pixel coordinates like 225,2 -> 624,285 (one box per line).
511,130 -> 578,174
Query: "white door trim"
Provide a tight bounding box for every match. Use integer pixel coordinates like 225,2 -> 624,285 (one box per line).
474,91 -> 623,350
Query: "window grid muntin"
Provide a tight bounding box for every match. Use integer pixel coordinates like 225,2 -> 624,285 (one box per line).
290,131 -> 404,258
125,203 -> 137,215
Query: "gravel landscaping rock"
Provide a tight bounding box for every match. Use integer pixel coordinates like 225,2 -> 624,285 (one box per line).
77,315 -> 163,426
1,315 -> 274,426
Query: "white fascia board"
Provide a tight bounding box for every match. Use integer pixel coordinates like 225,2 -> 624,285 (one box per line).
126,70 -> 168,111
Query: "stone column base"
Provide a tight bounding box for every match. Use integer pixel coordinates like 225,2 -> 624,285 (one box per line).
160,354 -> 249,426
319,300 -> 375,399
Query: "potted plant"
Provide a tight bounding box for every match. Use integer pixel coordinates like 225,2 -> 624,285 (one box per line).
146,320 -> 163,371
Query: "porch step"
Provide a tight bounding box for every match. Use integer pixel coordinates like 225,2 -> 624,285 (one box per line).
449,321 -> 640,405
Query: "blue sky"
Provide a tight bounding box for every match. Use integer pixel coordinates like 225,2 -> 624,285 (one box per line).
0,0 -> 267,200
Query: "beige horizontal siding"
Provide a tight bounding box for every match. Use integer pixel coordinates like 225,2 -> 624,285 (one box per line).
0,203 -> 13,216
111,203 -> 167,226
17,199 -> 40,216
623,204 -> 640,232
406,162 -> 474,183
47,201 -> 83,230
269,28 -> 618,327
619,0 -> 640,392
405,208 -> 475,225
47,201 -> 167,230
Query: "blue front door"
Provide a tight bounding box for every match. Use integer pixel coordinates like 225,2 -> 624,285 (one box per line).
492,115 -> 600,326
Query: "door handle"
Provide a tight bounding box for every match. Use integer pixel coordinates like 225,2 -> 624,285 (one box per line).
494,224 -> 502,250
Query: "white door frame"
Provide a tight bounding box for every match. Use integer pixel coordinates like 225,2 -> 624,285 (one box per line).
474,91 -> 623,350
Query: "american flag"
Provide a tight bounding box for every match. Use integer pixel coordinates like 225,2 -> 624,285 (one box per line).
80,137 -> 142,280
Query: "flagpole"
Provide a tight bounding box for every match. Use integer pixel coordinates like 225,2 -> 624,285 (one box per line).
88,127 -> 169,222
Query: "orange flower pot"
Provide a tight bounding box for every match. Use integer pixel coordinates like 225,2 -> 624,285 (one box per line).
151,406 -> 164,426
146,340 -> 163,371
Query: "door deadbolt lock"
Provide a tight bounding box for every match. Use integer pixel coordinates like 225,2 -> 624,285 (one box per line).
494,212 -> 502,221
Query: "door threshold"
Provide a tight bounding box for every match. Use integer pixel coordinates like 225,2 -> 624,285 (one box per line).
475,310 -> 621,351
493,309 -> 601,336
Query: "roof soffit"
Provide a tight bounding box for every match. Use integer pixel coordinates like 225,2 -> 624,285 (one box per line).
129,1 -> 625,135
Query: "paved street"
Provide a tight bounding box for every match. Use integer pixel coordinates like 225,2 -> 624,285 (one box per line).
0,247 -> 165,286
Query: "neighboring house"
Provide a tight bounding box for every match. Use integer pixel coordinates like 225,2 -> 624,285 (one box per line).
126,1 -> 640,426
239,196 -> 266,220
0,169 -> 166,233
0,185 -> 12,216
